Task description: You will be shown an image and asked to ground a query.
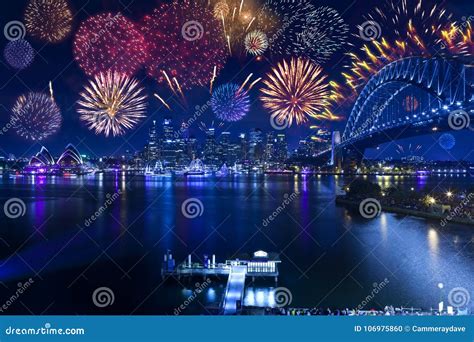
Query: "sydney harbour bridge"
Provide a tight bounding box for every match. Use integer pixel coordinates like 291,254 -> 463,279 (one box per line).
316,56 -> 474,169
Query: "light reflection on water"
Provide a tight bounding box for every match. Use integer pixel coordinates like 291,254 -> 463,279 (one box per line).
0,174 -> 472,314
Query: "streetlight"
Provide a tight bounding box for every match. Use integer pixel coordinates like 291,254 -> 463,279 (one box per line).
446,191 -> 453,198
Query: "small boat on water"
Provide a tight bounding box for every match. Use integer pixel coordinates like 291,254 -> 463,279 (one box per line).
145,161 -> 172,177
184,158 -> 211,176
216,163 -> 229,177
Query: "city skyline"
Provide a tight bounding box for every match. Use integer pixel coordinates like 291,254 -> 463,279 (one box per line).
1,0 -> 473,162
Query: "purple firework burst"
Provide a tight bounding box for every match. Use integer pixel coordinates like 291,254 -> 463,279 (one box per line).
12,92 -> 62,141
211,83 -> 250,122
4,39 -> 35,70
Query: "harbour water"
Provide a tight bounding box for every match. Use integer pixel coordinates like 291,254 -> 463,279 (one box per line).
0,173 -> 473,314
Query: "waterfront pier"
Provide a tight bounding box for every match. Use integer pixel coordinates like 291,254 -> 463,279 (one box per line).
162,250 -> 281,314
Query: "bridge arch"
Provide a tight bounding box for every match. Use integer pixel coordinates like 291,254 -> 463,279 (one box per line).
342,57 -> 472,144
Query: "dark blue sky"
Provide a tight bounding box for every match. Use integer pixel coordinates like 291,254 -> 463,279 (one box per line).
0,0 -> 473,161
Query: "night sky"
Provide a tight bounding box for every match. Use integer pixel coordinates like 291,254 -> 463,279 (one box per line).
0,0 -> 473,161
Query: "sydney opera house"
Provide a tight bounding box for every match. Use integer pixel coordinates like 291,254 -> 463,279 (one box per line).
22,144 -> 91,175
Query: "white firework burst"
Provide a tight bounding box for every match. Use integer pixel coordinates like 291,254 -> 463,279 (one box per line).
77,71 -> 147,137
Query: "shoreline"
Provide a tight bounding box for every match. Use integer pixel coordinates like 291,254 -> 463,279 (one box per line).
335,196 -> 474,227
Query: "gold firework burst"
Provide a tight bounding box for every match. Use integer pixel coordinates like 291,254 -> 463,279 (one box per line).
24,0 -> 73,43
260,58 -> 336,126
77,71 -> 148,137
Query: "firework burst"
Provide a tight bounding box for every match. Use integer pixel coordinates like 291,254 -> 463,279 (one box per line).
73,13 -> 148,77
338,0 -> 455,98
211,83 -> 250,122
257,1 -> 348,62
439,133 -> 456,150
12,92 -> 62,141
366,0 -> 452,48
4,39 -> 35,70
294,6 -> 349,63
441,21 -> 474,58
141,0 -> 227,89
213,1 -> 230,19
210,0 -> 264,55
260,58 -> 338,126
244,30 -> 268,55
77,71 -> 148,137
24,0 -> 73,43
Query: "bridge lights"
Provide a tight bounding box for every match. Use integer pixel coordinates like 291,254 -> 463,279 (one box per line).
446,191 -> 453,198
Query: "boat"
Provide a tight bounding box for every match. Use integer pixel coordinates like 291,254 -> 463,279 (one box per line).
184,159 -> 211,176
145,161 -> 172,177
216,163 -> 229,177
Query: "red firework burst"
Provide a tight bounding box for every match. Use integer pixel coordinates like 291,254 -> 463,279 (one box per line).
73,12 -> 148,77
141,0 -> 227,89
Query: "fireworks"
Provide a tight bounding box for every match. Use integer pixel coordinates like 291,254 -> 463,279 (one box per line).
211,83 -> 250,122
77,71 -> 148,137
73,13 -> 148,77
439,133 -> 456,150
4,39 -> 35,70
24,0 -> 73,43
260,58 -> 336,126
11,92 -> 62,141
366,0 -> 451,48
212,0 -> 261,54
441,21 -> 474,58
141,0 -> 227,89
342,0 -> 454,95
396,143 -> 422,155
214,1 -> 230,19
257,0 -> 348,61
293,6 -> 349,63
244,30 -> 268,55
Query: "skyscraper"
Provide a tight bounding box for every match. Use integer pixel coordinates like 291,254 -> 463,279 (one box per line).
147,120 -> 159,161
